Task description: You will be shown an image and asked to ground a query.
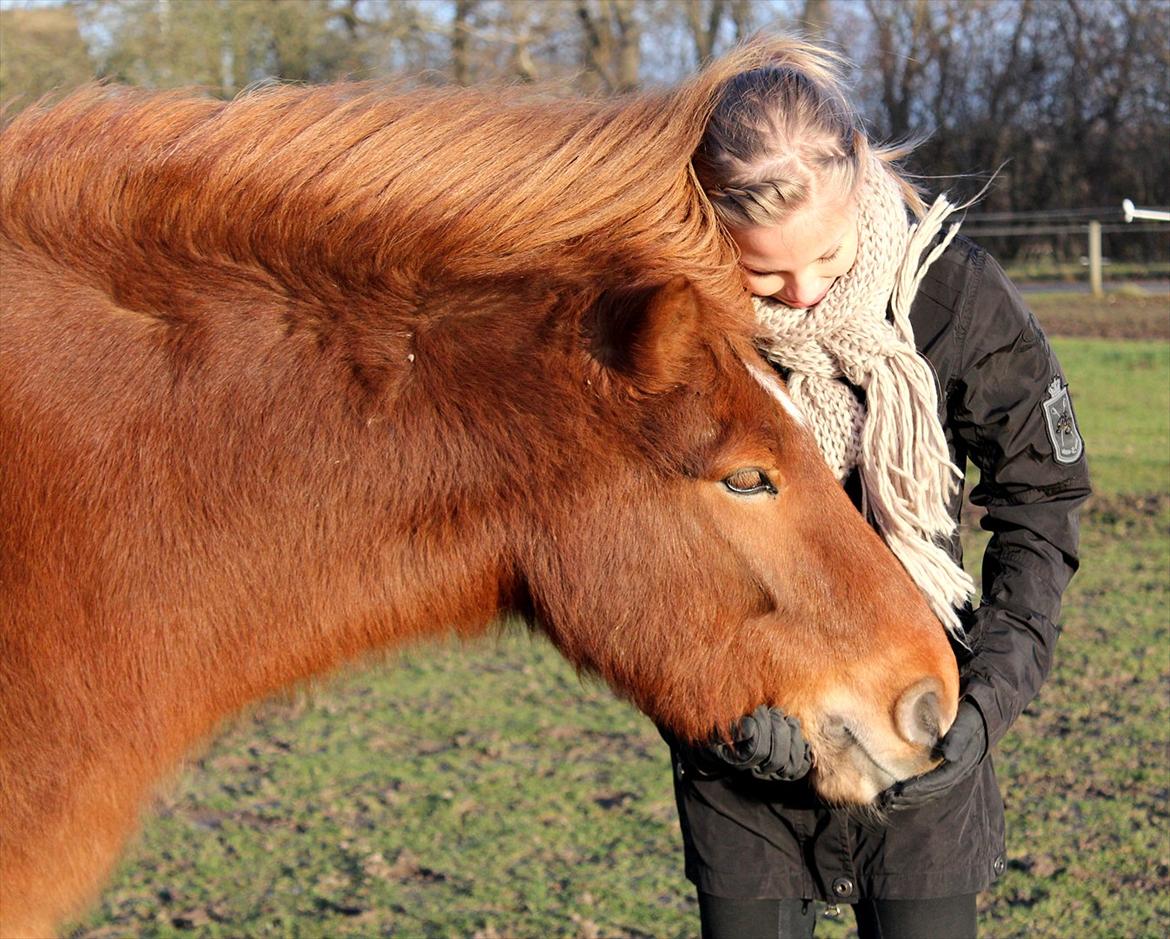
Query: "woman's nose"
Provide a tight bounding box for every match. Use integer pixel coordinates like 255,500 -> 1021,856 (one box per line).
780,273 -> 827,308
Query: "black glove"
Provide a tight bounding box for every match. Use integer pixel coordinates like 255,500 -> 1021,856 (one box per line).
678,704 -> 811,782
880,700 -> 988,811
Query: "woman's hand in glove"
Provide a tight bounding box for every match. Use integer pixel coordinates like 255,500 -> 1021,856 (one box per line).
681,704 -> 812,782
880,700 -> 988,810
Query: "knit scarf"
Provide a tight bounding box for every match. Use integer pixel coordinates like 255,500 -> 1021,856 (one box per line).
752,156 -> 974,635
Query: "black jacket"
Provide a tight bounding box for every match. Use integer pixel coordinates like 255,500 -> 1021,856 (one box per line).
671,237 -> 1092,901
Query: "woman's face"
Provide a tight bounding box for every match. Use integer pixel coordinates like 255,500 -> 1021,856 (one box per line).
729,190 -> 859,308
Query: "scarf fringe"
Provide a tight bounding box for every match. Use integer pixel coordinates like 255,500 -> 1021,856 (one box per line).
891,196 -> 963,342
884,530 -> 973,634
859,358 -> 961,539
856,193 -> 975,637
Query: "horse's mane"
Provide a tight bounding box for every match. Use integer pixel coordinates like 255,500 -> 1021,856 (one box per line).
0,41 -> 796,316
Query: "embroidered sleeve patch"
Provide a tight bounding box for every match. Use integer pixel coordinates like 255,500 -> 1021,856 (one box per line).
1042,377 -> 1084,464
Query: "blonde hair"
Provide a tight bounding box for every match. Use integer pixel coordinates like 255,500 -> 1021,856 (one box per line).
693,36 -> 926,226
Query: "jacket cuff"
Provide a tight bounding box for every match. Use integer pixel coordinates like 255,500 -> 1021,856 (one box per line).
961,675 -> 1010,750
957,693 -> 992,761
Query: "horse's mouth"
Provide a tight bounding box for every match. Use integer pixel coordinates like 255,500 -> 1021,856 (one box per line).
841,725 -> 900,790
811,716 -> 906,804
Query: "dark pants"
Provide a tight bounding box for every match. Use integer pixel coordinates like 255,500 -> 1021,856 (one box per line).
698,891 -> 978,939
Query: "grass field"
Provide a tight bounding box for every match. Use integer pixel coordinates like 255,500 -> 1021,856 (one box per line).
70,298 -> 1169,938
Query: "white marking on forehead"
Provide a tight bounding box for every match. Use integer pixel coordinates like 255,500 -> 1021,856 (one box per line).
745,360 -> 806,425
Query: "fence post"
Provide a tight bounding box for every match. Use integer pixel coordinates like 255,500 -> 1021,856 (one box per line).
1088,220 -> 1103,297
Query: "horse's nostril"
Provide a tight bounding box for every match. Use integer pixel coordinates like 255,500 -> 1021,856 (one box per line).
894,678 -> 942,747
915,692 -> 940,742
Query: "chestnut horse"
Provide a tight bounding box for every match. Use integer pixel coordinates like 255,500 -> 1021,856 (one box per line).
0,43 -> 958,936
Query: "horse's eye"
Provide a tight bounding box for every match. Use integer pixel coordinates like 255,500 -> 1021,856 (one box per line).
722,468 -> 776,496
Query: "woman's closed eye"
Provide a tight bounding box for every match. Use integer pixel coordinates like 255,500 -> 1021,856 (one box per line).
743,243 -> 841,277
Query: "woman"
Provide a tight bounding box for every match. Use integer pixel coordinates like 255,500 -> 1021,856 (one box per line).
669,39 -> 1091,939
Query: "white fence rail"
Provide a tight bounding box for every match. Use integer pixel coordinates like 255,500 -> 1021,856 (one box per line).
1123,200 -> 1170,224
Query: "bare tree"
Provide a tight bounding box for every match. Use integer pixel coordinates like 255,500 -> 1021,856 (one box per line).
800,0 -> 831,37
452,0 -> 477,85
685,0 -> 725,63
0,4 -> 93,108
576,0 -> 641,92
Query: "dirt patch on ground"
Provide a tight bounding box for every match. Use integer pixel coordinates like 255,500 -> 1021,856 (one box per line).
1083,491 -> 1170,534
961,491 -> 1167,537
1028,293 -> 1170,340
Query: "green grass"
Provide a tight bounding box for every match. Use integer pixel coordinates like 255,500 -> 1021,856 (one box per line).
70,334 -> 1170,939
979,497 -> 1169,939
1051,338 -> 1170,495
74,636 -> 690,939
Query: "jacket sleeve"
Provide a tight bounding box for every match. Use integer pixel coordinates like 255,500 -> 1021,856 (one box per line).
949,253 -> 1091,749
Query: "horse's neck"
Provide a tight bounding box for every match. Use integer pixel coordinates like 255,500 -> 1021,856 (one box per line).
147,480 -> 510,738
5,239 -> 521,739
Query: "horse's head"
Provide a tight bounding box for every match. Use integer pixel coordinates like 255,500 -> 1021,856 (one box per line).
519,277 -> 959,805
